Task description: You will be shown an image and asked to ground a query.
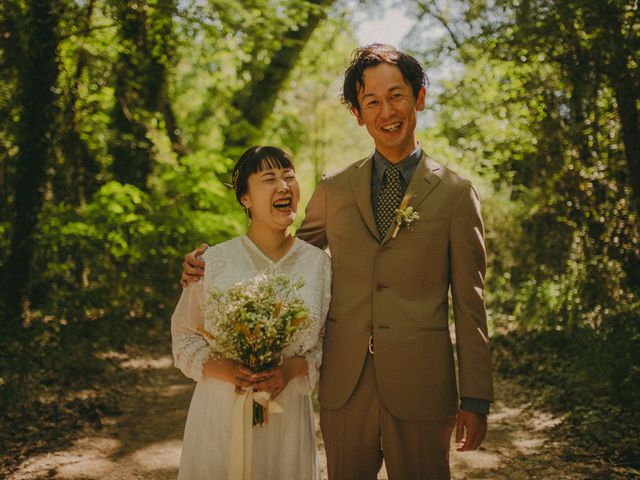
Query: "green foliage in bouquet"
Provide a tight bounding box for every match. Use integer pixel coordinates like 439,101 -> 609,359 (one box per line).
201,270 -> 309,425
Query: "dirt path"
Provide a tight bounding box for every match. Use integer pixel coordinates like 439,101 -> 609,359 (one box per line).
7,351 -> 590,480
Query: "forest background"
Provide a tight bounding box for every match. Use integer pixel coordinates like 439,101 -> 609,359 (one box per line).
0,0 -> 638,478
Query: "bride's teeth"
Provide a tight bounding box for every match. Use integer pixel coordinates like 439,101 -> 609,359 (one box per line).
273,199 -> 292,209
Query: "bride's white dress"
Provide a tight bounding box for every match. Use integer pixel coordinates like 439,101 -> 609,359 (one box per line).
171,236 -> 331,480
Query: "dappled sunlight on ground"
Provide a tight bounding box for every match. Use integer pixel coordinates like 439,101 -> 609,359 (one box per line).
128,440 -> 182,471
7,351 -> 189,480
450,402 -> 543,478
120,355 -> 174,370
8,437 -> 122,479
9,435 -> 182,479
8,353 -> 581,480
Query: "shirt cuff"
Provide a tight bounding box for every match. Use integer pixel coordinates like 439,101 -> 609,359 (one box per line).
460,397 -> 490,415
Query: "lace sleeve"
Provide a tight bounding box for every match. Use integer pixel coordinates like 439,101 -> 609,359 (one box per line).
171,281 -> 210,382
291,250 -> 332,395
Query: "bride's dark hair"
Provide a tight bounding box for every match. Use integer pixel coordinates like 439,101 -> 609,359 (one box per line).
231,146 -> 295,215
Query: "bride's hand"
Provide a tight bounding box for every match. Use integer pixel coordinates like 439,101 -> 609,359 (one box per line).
250,357 -> 308,400
203,358 -> 255,392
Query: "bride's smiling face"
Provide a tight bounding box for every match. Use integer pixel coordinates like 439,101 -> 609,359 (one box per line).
241,167 -> 300,229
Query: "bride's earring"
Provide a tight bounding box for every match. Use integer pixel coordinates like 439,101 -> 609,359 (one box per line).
241,197 -> 251,220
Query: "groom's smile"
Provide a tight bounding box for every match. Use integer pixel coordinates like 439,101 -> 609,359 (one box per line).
381,121 -> 402,132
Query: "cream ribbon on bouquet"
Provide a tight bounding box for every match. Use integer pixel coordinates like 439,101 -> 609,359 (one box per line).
228,390 -> 283,480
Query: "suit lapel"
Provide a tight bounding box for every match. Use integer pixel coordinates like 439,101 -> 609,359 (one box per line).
380,152 -> 442,244
407,153 -> 442,210
348,155 -> 380,242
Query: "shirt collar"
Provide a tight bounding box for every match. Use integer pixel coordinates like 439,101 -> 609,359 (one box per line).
373,144 -> 423,185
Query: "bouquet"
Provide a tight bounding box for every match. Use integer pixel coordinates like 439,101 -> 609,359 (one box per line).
200,269 -> 309,425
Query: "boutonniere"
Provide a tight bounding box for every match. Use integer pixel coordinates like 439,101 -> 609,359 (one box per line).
392,192 -> 420,238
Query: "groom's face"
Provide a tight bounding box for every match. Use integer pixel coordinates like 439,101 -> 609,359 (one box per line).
351,62 -> 426,163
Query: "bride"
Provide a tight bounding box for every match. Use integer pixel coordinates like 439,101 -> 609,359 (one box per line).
170,146 -> 331,479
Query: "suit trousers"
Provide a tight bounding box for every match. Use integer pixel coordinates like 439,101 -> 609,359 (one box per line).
320,352 -> 456,480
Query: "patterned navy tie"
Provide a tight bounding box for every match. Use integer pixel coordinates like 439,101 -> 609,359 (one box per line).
375,164 -> 402,238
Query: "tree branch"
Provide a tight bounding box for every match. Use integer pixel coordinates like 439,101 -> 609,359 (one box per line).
415,1 -> 463,50
59,22 -> 117,42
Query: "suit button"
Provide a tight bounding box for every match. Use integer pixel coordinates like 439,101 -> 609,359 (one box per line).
379,245 -> 391,253
375,282 -> 387,292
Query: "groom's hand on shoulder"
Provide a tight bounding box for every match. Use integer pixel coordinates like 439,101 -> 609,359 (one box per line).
181,243 -> 208,287
455,410 -> 487,452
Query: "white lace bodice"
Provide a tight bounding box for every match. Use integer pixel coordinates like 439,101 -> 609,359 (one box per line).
171,236 -> 332,393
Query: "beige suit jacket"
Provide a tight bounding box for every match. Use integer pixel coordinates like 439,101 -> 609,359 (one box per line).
297,152 -> 493,421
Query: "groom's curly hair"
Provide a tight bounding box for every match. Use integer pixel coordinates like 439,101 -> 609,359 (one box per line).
341,44 -> 428,112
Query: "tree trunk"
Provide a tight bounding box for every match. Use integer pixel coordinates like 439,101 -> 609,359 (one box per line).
3,0 -> 60,326
109,0 -> 182,187
590,0 -> 640,219
109,89 -> 155,190
109,0 -> 155,190
0,147 -> 7,223
612,75 -> 640,216
161,87 -> 187,159
55,0 -> 100,205
224,0 -> 336,154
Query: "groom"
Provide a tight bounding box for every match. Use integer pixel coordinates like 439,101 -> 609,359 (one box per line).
183,44 -> 493,479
